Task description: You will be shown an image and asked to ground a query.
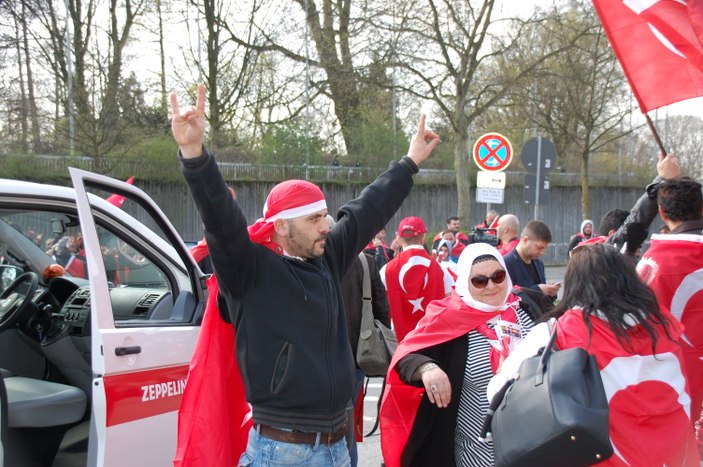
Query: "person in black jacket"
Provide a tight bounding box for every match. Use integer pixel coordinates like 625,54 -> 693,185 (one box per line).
503,220 -> 560,300
339,248 -> 390,466
170,83 -> 439,466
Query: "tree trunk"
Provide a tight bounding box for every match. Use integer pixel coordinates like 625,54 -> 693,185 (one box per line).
327,71 -> 361,155
454,128 -> 472,224
22,1 -> 42,151
580,145 -> 590,220
14,13 -> 29,153
157,0 -> 167,115
204,0 -> 221,151
71,0 -> 92,141
299,0 -> 362,156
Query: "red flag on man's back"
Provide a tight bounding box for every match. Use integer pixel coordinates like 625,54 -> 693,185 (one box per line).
593,0 -> 703,112
174,275 -> 252,466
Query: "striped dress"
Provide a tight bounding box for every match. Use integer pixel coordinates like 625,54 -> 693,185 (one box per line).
454,307 -> 535,467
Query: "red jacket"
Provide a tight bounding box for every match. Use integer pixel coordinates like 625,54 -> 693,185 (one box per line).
638,233 -> 703,430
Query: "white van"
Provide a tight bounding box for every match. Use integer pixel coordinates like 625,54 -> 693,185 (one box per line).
0,169 -> 206,466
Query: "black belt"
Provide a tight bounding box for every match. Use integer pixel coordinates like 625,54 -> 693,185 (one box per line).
257,424 -> 347,445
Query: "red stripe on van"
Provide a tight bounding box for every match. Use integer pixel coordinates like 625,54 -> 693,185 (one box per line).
104,365 -> 189,426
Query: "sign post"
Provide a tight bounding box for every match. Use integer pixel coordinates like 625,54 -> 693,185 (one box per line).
472,133 -> 512,213
520,136 -> 556,219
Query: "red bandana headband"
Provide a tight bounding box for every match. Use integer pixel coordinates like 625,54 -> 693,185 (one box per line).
247,179 -> 327,251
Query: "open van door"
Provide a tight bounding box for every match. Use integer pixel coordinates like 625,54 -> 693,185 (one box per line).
0,371 -> 6,467
70,169 -> 205,466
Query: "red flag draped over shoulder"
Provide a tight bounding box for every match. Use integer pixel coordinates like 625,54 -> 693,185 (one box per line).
379,293 -> 509,467
593,0 -> 703,112
174,275 -> 252,467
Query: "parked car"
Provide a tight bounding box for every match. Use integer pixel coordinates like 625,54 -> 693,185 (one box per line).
0,169 -> 206,466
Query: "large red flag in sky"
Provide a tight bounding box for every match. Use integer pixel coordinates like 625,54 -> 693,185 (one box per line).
593,0 -> 703,112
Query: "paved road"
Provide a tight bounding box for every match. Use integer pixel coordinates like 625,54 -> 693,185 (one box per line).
355,265 -> 567,466
356,377 -> 384,466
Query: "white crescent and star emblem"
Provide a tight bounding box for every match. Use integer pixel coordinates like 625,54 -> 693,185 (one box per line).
624,0 -> 689,60
398,256 -> 431,313
601,352 -> 691,463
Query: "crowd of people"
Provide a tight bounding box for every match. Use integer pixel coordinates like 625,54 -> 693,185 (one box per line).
21,229 -> 88,279
171,84 -> 701,466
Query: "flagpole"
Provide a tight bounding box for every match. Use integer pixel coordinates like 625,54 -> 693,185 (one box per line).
644,113 -> 667,157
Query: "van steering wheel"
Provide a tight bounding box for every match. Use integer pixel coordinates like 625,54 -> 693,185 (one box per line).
0,272 -> 38,331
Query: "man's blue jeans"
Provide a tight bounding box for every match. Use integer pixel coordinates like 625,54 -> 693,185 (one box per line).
238,426 -> 351,466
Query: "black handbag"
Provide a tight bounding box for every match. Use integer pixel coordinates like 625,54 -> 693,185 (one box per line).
356,253 -> 397,377
481,323 -> 613,467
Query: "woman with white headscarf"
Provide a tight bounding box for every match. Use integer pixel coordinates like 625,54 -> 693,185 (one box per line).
379,243 -> 543,467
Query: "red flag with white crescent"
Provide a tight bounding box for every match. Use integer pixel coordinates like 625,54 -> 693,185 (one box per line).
637,233 -> 703,428
593,0 -> 703,112
556,309 -> 699,466
384,248 -> 447,342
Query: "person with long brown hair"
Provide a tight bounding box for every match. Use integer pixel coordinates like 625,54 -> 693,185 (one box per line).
490,243 -> 699,466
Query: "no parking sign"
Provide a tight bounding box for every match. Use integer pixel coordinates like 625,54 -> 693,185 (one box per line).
472,133 -> 513,172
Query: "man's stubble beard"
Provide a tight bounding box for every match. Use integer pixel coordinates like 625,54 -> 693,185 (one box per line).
288,222 -> 327,259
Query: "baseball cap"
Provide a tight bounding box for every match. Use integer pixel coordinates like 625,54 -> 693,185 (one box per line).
397,216 -> 427,238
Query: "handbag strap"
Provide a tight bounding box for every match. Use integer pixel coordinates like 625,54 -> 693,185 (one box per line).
536,318 -> 559,385
358,252 -> 374,320
359,252 -> 372,302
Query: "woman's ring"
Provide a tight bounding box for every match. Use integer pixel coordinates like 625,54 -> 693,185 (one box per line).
430,385 -> 438,393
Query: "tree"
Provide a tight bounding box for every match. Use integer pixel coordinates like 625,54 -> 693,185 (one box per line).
259,119 -> 326,166
177,0 -> 269,152
16,0 -> 152,160
485,1 -> 634,219
102,0 -> 147,133
657,115 -> 703,179
0,1 -> 43,152
387,0 -> 580,223
221,0 -> 395,157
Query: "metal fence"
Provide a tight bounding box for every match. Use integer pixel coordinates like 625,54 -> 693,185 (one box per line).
1,154 -> 649,265
0,154 -> 647,186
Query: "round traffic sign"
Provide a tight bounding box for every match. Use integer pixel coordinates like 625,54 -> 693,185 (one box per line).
472,133 -> 513,172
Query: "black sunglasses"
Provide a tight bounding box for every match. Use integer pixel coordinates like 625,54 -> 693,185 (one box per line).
470,269 -> 507,289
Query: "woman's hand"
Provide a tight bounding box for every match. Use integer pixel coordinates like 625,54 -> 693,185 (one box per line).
420,365 -> 452,408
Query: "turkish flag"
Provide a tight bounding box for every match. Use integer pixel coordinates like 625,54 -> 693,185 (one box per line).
174,274 -> 252,467
593,0 -> 703,112
384,248 -> 447,342
379,293 -> 510,467
557,309 -> 699,466
638,234 -> 703,430
105,176 -> 135,208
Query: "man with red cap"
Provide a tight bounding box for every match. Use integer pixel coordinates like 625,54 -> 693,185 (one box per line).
381,216 -> 453,342
170,83 -> 440,466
